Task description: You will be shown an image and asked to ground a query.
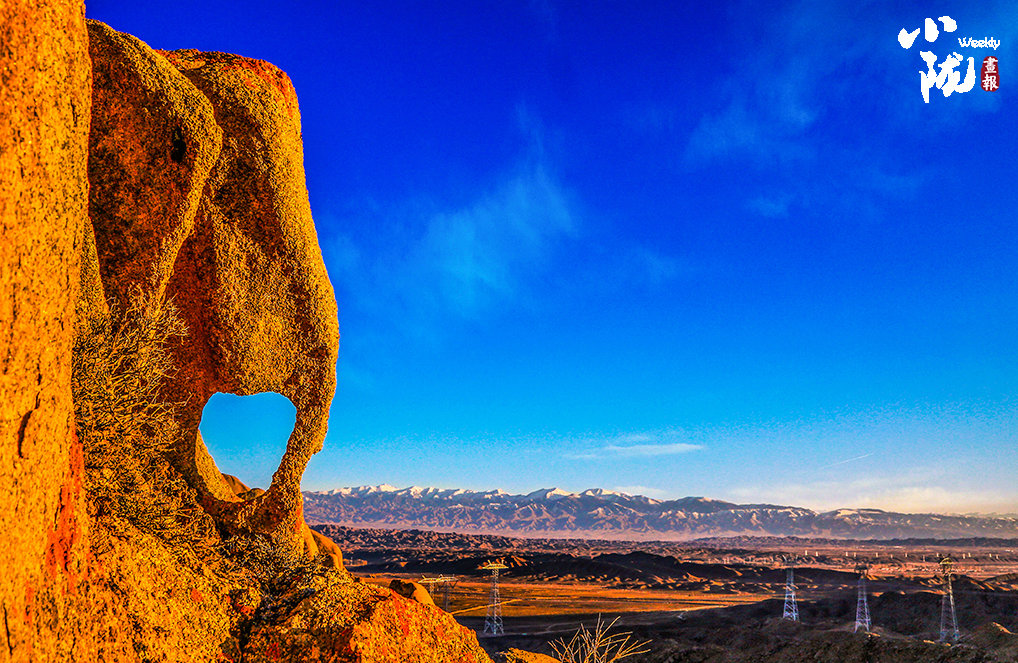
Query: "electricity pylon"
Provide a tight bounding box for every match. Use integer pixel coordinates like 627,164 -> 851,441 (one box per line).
419,575 -> 458,611
480,561 -> 508,636
854,564 -> 871,634
939,557 -> 960,643
782,566 -> 799,622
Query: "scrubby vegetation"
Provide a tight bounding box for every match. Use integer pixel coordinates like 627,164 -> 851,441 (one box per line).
71,292 -> 214,549
551,616 -> 649,663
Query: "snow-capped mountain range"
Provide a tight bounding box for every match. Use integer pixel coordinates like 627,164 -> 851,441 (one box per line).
301,485 -> 1018,540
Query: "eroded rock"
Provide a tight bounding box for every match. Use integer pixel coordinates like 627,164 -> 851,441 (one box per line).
223,472 -> 344,569
310,528 -> 345,570
162,48 -> 339,552
86,20 -> 222,318
83,21 -> 339,555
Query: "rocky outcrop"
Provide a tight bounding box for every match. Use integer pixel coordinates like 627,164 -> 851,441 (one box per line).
243,576 -> 490,663
162,46 -> 339,551
0,0 -> 93,660
496,650 -> 560,663
389,579 -> 436,607
84,20 -> 340,554
310,527 -> 345,569
1,8 -> 498,662
224,473 -> 344,570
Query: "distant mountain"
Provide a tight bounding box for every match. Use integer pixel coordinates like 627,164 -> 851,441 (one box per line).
301,485 -> 1018,540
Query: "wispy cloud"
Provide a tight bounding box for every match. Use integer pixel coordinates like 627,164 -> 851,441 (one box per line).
679,1 -> 985,222
415,164 -> 574,315
569,430 -> 705,460
605,442 -> 703,457
685,93 -> 813,167
323,121 -> 577,340
745,195 -> 791,219
621,246 -> 692,286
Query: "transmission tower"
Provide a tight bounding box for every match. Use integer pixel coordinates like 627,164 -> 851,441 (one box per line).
480,561 -> 508,636
419,575 -> 458,611
939,557 -> 960,643
782,565 -> 799,622
854,564 -> 871,634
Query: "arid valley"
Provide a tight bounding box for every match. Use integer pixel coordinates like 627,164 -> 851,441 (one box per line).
319,524 -> 1018,661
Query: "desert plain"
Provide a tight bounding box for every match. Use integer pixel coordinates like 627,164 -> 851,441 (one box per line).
317,525 -> 1018,661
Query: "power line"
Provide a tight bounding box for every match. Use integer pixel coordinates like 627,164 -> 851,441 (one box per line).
480,560 -> 509,636
854,564 -> 871,634
939,557 -> 960,643
419,575 -> 458,612
783,565 -> 799,622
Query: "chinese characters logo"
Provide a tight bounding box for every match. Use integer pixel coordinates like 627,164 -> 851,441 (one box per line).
898,16 -> 1002,102
982,57 -> 999,92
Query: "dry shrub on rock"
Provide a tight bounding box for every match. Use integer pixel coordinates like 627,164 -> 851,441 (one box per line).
72,291 -> 213,548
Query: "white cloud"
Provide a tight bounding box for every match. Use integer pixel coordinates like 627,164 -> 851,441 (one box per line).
684,95 -> 812,166
604,442 -> 703,457
568,430 -> 705,460
416,164 -> 574,315
323,149 -> 576,341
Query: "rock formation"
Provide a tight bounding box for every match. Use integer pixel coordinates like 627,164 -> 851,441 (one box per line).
85,19 -> 339,554
497,650 -> 560,663
86,20 -> 222,319
0,6 -> 504,661
244,576 -> 490,663
0,0 -> 93,659
162,45 -> 339,551
389,579 -> 437,607
224,473 -> 344,569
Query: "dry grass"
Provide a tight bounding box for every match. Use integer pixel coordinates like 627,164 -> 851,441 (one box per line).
550,616 -> 650,663
72,291 -> 214,549
220,534 -> 312,590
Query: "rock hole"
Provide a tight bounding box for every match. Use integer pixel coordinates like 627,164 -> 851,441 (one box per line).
170,126 -> 186,163
198,392 -> 295,496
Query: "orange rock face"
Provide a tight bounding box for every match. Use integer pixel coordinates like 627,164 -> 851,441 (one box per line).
389,578 -> 437,607
0,0 -> 93,659
86,20 -> 222,316
166,47 -> 339,550
243,578 -> 494,663
498,649 -> 561,663
84,23 -> 340,553
0,10 -> 505,663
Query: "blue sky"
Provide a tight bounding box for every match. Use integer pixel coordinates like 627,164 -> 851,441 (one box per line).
87,1 -> 1018,513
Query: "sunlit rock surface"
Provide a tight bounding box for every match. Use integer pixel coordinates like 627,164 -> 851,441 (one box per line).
0,7 -> 501,661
